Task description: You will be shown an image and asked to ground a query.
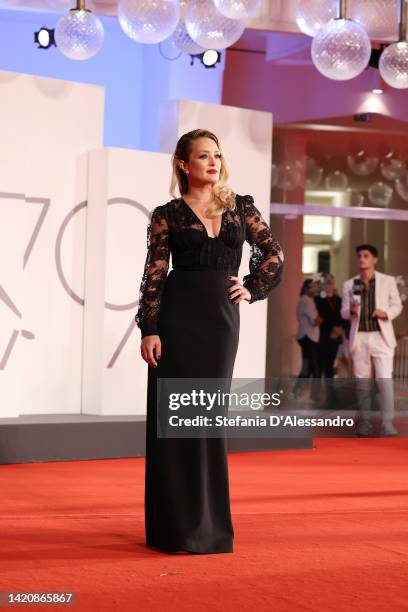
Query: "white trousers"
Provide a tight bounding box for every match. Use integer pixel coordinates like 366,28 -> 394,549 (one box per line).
350,331 -> 395,423
351,331 -> 394,377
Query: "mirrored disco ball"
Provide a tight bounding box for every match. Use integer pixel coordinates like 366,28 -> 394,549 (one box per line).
368,181 -> 393,206
325,170 -> 348,190
118,0 -> 179,44
276,161 -> 303,191
311,18 -> 371,80
349,0 -> 398,40
169,20 -> 205,54
296,0 -> 337,37
347,152 -> 379,176
395,170 -> 408,202
55,10 -> 104,60
213,0 -> 261,20
185,0 -> 246,50
306,157 -> 323,189
379,42 -> 408,89
380,156 -> 405,181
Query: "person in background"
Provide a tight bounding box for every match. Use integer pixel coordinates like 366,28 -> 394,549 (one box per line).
294,279 -> 322,398
315,274 -> 345,379
341,244 -> 403,437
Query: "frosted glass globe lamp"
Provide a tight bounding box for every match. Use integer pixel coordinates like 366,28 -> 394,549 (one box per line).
55,0 -> 104,60
311,17 -> 371,80
185,0 -> 246,50
213,0 -> 261,20
296,0 -> 337,37
118,0 -> 180,44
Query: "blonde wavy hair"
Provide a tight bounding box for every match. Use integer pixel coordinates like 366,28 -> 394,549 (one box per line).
169,129 -> 236,217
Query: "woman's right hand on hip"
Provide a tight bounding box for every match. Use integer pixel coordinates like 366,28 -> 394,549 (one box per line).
141,335 -> 161,367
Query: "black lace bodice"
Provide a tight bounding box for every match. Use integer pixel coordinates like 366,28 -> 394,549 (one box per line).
135,194 -> 284,337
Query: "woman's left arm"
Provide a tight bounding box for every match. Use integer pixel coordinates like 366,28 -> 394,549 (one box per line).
242,194 -> 284,303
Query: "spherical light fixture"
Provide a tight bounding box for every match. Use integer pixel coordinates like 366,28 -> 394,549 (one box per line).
311,0 -> 371,81
118,0 -> 180,44
55,0 -> 104,60
325,170 -> 348,190
213,0 -> 261,20
276,161 -> 303,191
347,189 -> 365,206
379,0 -> 408,88
296,0 -> 337,37
185,0 -> 246,50
368,181 -> 393,207
169,20 -> 205,54
380,156 -> 405,181
311,18 -> 371,80
347,151 -> 379,176
380,42 -> 408,88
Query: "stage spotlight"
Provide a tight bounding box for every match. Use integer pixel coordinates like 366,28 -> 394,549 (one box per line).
202,49 -> 221,67
189,50 -> 222,68
372,88 -> 384,94
34,28 -> 56,49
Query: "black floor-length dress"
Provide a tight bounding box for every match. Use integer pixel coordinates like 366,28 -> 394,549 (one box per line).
135,193 -> 284,554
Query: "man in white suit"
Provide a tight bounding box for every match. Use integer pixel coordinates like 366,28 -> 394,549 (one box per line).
341,244 -> 403,436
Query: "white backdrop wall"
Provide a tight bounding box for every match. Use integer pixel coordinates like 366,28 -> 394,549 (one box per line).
81,148 -> 174,415
0,70 -> 104,417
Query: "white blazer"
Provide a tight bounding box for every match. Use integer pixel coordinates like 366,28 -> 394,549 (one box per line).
341,270 -> 403,350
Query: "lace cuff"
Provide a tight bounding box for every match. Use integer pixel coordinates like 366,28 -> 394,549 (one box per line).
241,195 -> 284,303
135,206 -> 170,337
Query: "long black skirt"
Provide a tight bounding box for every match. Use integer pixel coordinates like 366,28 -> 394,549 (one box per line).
144,268 -> 240,554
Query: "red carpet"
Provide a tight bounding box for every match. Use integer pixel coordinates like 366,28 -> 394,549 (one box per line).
1,439 -> 407,611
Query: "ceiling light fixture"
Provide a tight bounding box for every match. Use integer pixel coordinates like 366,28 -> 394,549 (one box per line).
34,27 -> 56,49
189,50 -> 222,67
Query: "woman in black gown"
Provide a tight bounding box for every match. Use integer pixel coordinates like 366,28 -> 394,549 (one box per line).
135,129 -> 284,554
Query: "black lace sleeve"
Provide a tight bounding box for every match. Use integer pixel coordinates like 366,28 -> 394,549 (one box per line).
135,205 -> 170,337
241,195 -> 284,303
